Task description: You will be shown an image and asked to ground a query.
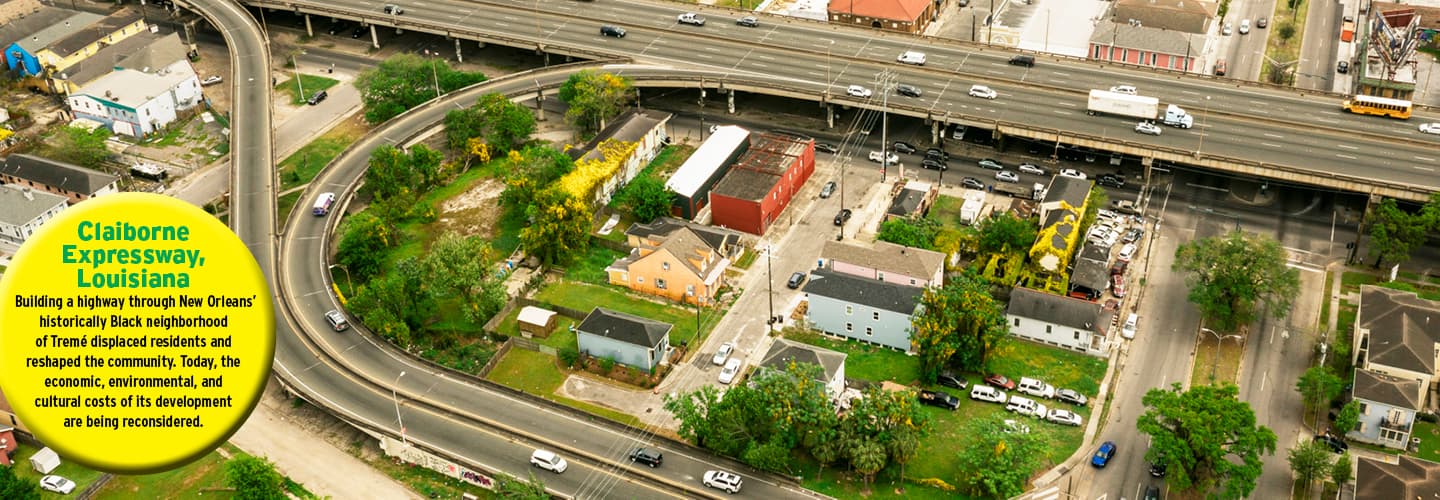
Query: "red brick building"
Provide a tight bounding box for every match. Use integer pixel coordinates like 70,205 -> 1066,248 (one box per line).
828,0 -> 937,34
708,132 -> 816,235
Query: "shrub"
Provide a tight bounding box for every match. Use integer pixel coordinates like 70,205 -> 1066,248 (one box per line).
1417,412 -> 1439,424
558,347 -> 580,368
598,357 -> 616,373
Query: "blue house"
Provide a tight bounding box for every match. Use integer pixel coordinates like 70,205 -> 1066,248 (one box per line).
575,308 -> 672,372
3,11 -> 103,77
802,269 -> 924,352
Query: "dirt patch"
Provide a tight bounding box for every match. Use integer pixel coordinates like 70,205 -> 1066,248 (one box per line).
435,178 -> 505,237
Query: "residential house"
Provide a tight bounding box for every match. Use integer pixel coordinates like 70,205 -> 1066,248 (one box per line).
708,131 -> 816,235
0,184 -> 68,245
66,57 -> 203,137
50,29 -> 188,96
666,125 -> 749,219
0,154 -> 119,203
2,9 -> 103,77
820,239 -> 945,288
1027,176 -> 1092,294
0,387 -> 26,435
1006,287 -> 1112,357
1111,0 -> 1216,34
757,338 -> 848,401
884,180 -> 937,221
803,268 -> 924,352
1353,455 -> 1440,500
575,307 -> 672,372
1067,244 -> 1111,301
0,426 -> 15,466
827,0 -> 937,34
31,9 -> 146,91
1089,21 -> 1202,73
606,218 -> 738,305
566,109 -> 671,207
1347,285 -> 1440,448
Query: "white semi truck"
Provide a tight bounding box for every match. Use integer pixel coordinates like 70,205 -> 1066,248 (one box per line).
1086,89 -> 1194,128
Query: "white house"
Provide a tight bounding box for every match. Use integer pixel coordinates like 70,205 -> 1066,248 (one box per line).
0,154 -> 118,204
757,338 -> 847,401
1006,287 -> 1113,357
803,269 -> 924,352
1347,285 -> 1440,449
0,184 -> 68,245
66,57 -> 202,138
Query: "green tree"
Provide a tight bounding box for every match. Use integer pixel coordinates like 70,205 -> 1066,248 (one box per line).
519,187 -> 593,265
494,472 -> 547,499
1081,185 -> 1110,232
953,414 -> 1046,498
224,455 -> 286,500
47,126 -> 112,168
444,105 -> 485,150
1330,452 -> 1353,486
888,426 -> 921,491
0,464 -> 40,500
848,437 -> 888,493
742,438 -> 793,474
618,176 -> 674,223
336,212 -> 394,280
423,232 -> 506,324
1288,440 -> 1331,497
355,53 -> 487,123
749,362 -> 832,450
976,211 -> 1038,254
810,428 -> 845,479
557,70 -> 635,135
350,257 -> 433,346
1137,384 -> 1277,497
1335,400 -> 1361,437
1418,192 -> 1440,230
1295,365 -> 1344,426
363,145 -> 422,200
476,92 -> 537,153
910,270 -> 1007,380
1277,22 -> 1297,44
1172,229 -> 1301,331
1366,198 -> 1427,268
501,146 -> 575,211
662,384 -> 724,448
876,216 -> 940,250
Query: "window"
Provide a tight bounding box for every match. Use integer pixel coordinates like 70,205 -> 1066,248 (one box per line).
1045,325 -> 1052,333
686,284 -> 695,296
909,278 -> 917,285
662,262 -> 669,271
1074,331 -> 1081,340
846,305 -> 853,315
1014,318 -> 1020,327
1360,402 -> 1369,415
655,278 -> 667,289
877,272 -> 885,281
1150,53 -> 1157,66
1380,427 -> 1405,442
872,312 -> 879,321
637,276 -> 644,284
846,322 -> 854,332
865,327 -> 873,337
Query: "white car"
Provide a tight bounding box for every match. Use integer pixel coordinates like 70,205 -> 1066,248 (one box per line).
201,75 -> 224,86
1047,408 -> 1084,426
847,85 -> 873,98
1006,395 -> 1047,418
1118,243 -> 1138,262
1017,377 -> 1056,399
1239,19 -> 1251,34
703,470 -> 743,493
530,449 -> 569,473
897,50 -> 926,65
1059,168 -> 1087,179
712,342 -> 734,365
968,84 -> 998,99
1109,84 -> 1137,95
868,150 -> 899,165
970,385 -> 1007,403
1420,123 -> 1440,135
1122,313 -> 1138,339
718,358 -> 742,384
40,475 -> 76,494
1135,121 -> 1163,136
1096,209 -> 1120,221
1018,163 -> 1045,175
677,12 -> 706,25
995,170 -> 1019,183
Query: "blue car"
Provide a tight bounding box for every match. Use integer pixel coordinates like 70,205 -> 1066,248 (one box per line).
1092,441 -> 1117,468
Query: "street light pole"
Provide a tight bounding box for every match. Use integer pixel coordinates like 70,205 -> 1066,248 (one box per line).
327,264 -> 354,296
1201,327 -> 1243,381
765,245 -> 775,326
291,52 -> 304,102
1195,96 -> 1210,158
392,371 -> 408,446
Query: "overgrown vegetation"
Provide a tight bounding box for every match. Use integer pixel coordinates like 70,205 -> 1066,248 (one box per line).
355,53 -> 488,123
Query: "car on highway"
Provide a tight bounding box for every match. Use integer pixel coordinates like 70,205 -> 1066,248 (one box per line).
713,342 -> 735,365
1257,16 -> 1268,28
1097,173 -> 1126,188
984,373 -> 1017,390
918,389 -> 961,410
961,177 -> 985,190
600,25 -> 627,37
40,475 -> 75,495
718,358 -> 742,384
1222,22 -> 1232,35
820,181 -> 837,198
703,470 -> 743,493
201,75 -> 223,86
1122,313 -> 1138,339
1239,19 -> 1250,34
1144,485 -> 1161,500
1059,168 -> 1086,179
325,310 -> 349,331
921,158 -> 948,171
1109,84 -> 1137,95
868,151 -> 899,164
628,447 -> 664,467
938,371 -> 968,390
1008,54 -> 1035,67
677,13 -> 706,25
1118,243 -> 1138,262
736,15 -> 759,27
816,142 -> 840,153
968,84 -> 998,99
924,148 -> 950,161
970,384 -> 1007,403
1419,123 -> 1440,135
896,84 -> 922,97
1337,61 -> 1350,74
1314,434 -> 1349,453
1018,163 -> 1045,175
892,141 -> 918,154
1091,441 -> 1117,467
787,271 -> 807,289
1111,274 -> 1127,298
1047,408 -> 1083,426
897,50 -> 927,65
834,208 -> 852,226
1056,388 -> 1088,406
383,4 -> 403,14
530,449 -> 569,473
995,170 -> 1019,183
978,158 -> 1003,170
1135,121 -> 1162,136
847,85 -> 873,98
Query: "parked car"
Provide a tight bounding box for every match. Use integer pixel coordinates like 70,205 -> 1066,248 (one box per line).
1005,395 -> 1047,418
995,170 -> 1019,183
787,272 -> 807,289
1314,434 -> 1349,453
1003,419 -> 1031,434
201,75 -> 223,86
938,372 -> 968,390
816,142 -> 840,153
1111,274 -> 1127,298
703,470 -> 743,493
1047,408 -> 1083,426
978,159 -> 1003,170
924,148 -> 950,161
984,373 -> 1016,390
847,85 -> 873,98
970,384 -> 1007,403
921,158 -> 948,171
918,390 -> 961,410
1149,454 -> 1168,477
718,359 -> 742,384
325,310 -> 349,331
968,84 -> 998,99
1018,163 -> 1045,175
1059,168 -> 1086,179
892,141 -> 918,154
961,177 -> 985,190
1110,260 -> 1128,277
1419,123 -> 1440,135
1214,59 -> 1228,76
834,208 -> 852,226
600,25 -> 627,37
629,447 -> 664,467
1056,388 -> 1088,407
1122,313 -> 1139,339
1097,173 -> 1126,188
40,475 -> 76,494
736,15 -> 759,27
713,342 -> 735,365
1091,441 -> 1117,467
896,84 -> 922,97
1222,22 -> 1232,35
307,90 -> 328,105
677,12 -> 707,25
820,181 -> 837,198
1123,228 -> 1144,244
1017,377 -> 1055,399
1118,243 -> 1138,262
868,151 -> 899,164
1109,84 -> 1138,95
1135,121 -> 1163,136
531,449 -> 569,473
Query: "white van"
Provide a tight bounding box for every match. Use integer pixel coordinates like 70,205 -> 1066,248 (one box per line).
1006,395 -> 1047,417
1017,377 -> 1055,399
1122,313 -> 1139,339
970,385 -> 1007,403
313,192 -> 336,216
897,50 -> 926,65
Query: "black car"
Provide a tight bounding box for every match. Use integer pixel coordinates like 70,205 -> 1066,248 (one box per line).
961,177 -> 984,190
351,25 -> 368,39
938,372 -> 968,390
892,141 -> 918,154
815,143 -> 840,154
1056,388 -> 1088,406
834,208 -> 852,226
1097,174 -> 1126,188
1008,55 -> 1035,67
736,16 -> 759,27
600,25 -> 627,38
896,84 -> 922,98
1314,434 -> 1349,454
1149,458 -> 1167,477
1143,485 -> 1160,500
918,390 -> 961,410
924,148 -> 949,161
978,159 -> 1003,170
629,448 -> 663,467
920,158 -> 948,171
307,90 -> 328,105
787,272 -> 807,289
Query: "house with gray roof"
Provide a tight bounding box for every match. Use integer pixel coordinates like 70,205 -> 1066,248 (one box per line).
1006,287 -> 1113,357
607,221 -> 735,306
2,9 -> 102,76
1068,244 -> 1111,301
1089,20 -> 1202,73
567,109 -> 671,207
802,269 -> 924,352
0,154 -> 118,203
821,239 -> 945,288
884,180 -> 935,221
1354,455 -> 1440,500
0,184 -> 68,245
1349,369 -> 1423,448
1111,0 -> 1216,34
51,30 -> 187,96
66,57 -> 202,137
757,338 -> 847,401
575,307 -> 672,372
1347,285 -> 1440,448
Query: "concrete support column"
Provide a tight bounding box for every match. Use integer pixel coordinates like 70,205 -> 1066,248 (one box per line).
304,14 -> 313,38
727,91 -> 735,114
931,121 -> 941,145
1352,193 -> 1382,264
477,41 -> 486,49
826,104 -> 834,128
535,86 -> 546,121
370,25 -> 379,49
454,39 -> 463,63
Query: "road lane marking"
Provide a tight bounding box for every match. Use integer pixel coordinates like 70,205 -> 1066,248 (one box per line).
1415,156 -> 1436,162
1263,133 -> 1283,138
752,62 -> 768,68
1052,71 -> 1071,77
1414,165 -> 1436,171
1261,142 -> 1282,148
1338,144 -> 1358,150
757,55 -> 775,60
1336,154 -> 1357,159
1261,370 -> 1268,391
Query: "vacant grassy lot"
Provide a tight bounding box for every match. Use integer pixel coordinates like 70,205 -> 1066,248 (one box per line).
95,447 -> 236,498
926,194 -> 965,230
564,244 -> 626,285
278,117 -> 369,192
533,281 -> 716,347
1415,421 -> 1440,463
786,329 -> 921,384
486,348 -> 641,426
275,74 -> 341,105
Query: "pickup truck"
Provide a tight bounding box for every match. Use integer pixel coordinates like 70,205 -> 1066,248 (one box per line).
677,13 -> 706,26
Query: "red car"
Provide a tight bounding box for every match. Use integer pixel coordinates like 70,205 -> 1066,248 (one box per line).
1112,274 -> 1127,298
984,374 -> 1016,390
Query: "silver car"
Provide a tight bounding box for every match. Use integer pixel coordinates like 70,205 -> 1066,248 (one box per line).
712,342 -> 735,365
1018,163 -> 1045,175
995,170 -> 1019,183
1135,121 -> 1162,136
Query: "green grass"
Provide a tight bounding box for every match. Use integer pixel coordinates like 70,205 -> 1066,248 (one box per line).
1336,301 -> 1357,342
926,194 -> 965,230
987,339 -> 1110,397
95,446 -> 236,498
1414,420 -> 1440,462
564,244 -> 626,285
278,191 -> 302,222
147,115 -> 195,147
1192,331 -> 1244,387
596,213 -> 634,243
278,123 -> 366,191
486,348 -> 641,426
11,447 -> 107,494
786,329 -> 921,384
1340,271 -> 1381,292
534,281 -> 713,347
733,248 -> 757,270
274,74 -> 341,105
1319,270 -> 1334,332
1260,0 -> 1310,84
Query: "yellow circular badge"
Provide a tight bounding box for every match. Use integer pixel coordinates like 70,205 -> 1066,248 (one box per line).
0,192 -> 274,473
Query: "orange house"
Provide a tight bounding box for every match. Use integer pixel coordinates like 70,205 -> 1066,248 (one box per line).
607,218 -> 738,306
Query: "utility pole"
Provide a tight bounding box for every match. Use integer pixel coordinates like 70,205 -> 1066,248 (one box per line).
765,245 -> 776,326
875,70 -> 897,182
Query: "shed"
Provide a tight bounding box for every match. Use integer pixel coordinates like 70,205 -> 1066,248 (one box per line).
517,306 -> 558,336
30,446 -> 60,473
